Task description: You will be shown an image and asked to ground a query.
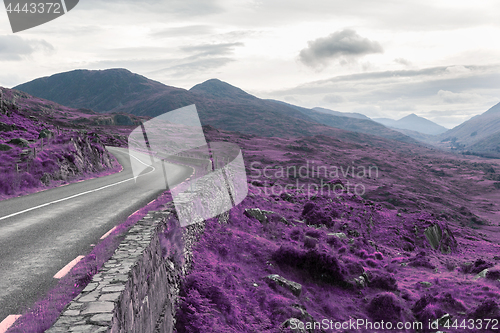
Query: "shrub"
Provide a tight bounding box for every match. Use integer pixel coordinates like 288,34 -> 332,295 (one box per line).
486,269 -> 500,280
365,259 -> 379,268
367,292 -> 402,322
408,252 -> 435,269
304,229 -> 322,239
413,294 -> 436,315
303,236 -> 318,249
471,259 -> 494,274
289,228 -> 302,241
370,273 -> 398,291
301,202 -> 336,227
272,245 -> 345,284
469,299 -> 500,320
416,303 -> 445,327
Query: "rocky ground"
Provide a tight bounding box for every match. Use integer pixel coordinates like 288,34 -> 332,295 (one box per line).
171,127 -> 500,333
0,87 -> 145,200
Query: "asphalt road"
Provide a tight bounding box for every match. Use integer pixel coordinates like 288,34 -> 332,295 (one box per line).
0,147 -> 191,322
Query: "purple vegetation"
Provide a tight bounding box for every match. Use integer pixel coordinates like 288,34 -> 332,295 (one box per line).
0,87 -> 143,201
367,292 -> 403,323
171,126 -> 500,333
3,87 -> 500,332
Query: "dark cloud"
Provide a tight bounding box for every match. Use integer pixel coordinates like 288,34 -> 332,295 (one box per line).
299,29 -> 383,67
0,35 -> 53,61
181,42 -> 244,57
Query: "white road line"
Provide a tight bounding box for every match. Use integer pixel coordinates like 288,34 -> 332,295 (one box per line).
53,256 -> 85,279
128,209 -> 141,217
0,151 -> 155,222
0,315 -> 21,333
100,226 -> 117,240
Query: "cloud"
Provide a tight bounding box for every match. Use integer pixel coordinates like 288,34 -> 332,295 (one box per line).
181,42 -> 244,57
299,29 -> 383,68
323,94 -> 346,104
0,35 -> 54,61
437,90 -> 481,103
149,57 -> 235,78
394,58 -> 411,66
83,0 -> 223,16
150,25 -> 215,38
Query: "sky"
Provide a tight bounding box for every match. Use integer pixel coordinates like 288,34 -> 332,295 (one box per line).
0,0 -> 499,128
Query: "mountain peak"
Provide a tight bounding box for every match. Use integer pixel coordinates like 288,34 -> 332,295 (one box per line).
190,79 -> 257,101
400,113 -> 419,120
484,102 -> 500,115
13,68 -> 180,113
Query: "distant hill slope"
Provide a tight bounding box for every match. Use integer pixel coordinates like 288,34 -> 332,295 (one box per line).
373,118 -> 397,127
312,107 -> 370,120
438,102 -> 500,147
271,100 -> 418,145
373,113 -> 448,135
14,69 -> 418,145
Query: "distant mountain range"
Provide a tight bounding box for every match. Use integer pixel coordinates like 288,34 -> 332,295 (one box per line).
14,68 -> 500,157
373,113 -> 448,135
312,107 -> 371,120
13,69 -> 417,145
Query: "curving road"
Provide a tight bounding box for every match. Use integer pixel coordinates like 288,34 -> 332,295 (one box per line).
0,147 -> 191,322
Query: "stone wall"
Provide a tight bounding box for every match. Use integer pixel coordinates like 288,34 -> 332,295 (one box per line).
46,208 -> 203,333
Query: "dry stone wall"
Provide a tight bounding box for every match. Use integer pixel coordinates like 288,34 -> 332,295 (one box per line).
46,208 -> 204,333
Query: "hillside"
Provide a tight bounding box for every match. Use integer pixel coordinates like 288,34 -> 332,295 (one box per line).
14,69 -> 418,145
0,86 -> 145,200
172,125 -> 500,333
438,103 -> 500,154
373,113 -> 448,135
312,106 -> 371,120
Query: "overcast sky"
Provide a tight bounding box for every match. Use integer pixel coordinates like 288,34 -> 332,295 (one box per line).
1,0 -> 499,128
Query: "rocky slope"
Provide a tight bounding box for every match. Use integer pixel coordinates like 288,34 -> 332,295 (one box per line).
171,125 -> 500,333
0,87 -> 145,200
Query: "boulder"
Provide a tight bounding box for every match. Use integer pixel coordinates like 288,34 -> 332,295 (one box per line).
328,232 -> 347,239
281,318 -> 306,333
266,274 -> 302,297
38,129 -> 53,139
474,268 -> 489,280
0,122 -> 16,132
244,208 -> 275,224
0,143 -> 12,151
7,138 -> 29,147
303,236 -> 318,249
424,223 -> 457,254
437,313 -> 452,328
113,114 -> 134,126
